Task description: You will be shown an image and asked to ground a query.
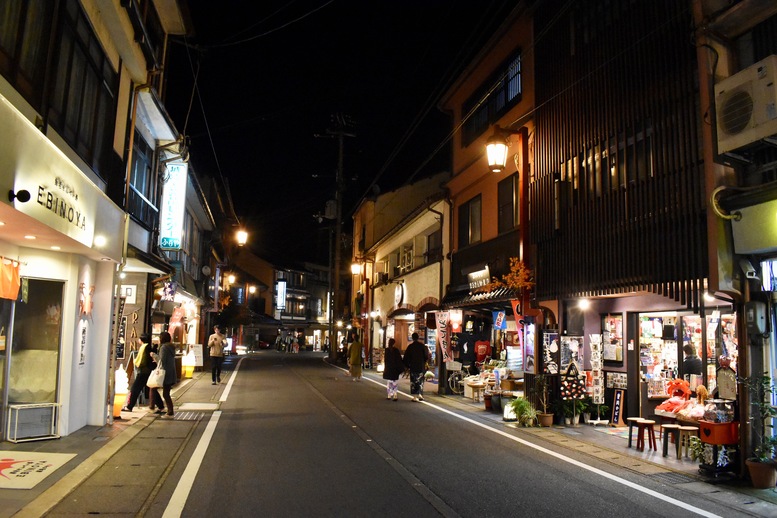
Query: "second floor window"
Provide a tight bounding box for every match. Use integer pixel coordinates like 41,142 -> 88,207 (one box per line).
498,173 -> 520,234
128,131 -> 158,229
458,196 -> 482,248
49,0 -> 118,179
462,50 -> 522,145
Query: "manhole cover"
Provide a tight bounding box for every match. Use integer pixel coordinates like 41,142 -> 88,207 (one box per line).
648,472 -> 696,484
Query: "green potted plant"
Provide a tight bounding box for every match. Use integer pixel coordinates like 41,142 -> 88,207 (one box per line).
508,396 -> 538,427
742,374 -> 777,488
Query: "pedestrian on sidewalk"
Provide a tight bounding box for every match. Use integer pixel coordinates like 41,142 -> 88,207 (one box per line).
208,324 -> 226,384
347,331 -> 363,381
123,333 -> 155,412
158,331 -> 177,417
403,332 -> 430,402
383,338 -> 404,401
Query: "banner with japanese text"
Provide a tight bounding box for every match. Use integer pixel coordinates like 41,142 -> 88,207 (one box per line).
435,311 -> 452,362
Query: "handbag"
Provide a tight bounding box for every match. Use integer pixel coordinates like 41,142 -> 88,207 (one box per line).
146,367 -> 165,388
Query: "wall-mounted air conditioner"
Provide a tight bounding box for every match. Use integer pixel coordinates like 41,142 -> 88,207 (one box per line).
715,54 -> 777,154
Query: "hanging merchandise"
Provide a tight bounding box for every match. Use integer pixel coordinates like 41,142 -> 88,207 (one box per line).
561,362 -> 586,400
0,258 -> 21,300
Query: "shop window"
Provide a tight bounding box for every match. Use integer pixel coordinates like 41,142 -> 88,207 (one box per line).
5,279 -> 63,405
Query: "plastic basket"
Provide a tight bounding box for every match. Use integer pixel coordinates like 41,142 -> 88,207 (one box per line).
447,361 -> 463,371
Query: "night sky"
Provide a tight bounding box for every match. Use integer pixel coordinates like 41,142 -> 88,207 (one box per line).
164,1 -> 516,264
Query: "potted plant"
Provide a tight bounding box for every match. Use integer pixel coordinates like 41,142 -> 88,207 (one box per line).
533,374 -> 554,427
742,375 -> 777,488
508,396 -> 538,427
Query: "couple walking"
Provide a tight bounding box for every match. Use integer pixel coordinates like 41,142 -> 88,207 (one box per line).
383,332 -> 430,402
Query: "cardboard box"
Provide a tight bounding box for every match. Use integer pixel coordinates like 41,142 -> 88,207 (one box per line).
699,420 -> 739,445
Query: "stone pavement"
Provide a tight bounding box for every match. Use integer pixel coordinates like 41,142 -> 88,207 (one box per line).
1,352 -> 776,517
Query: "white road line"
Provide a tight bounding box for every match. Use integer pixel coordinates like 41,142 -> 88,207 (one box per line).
426,400 -> 721,517
163,356 -> 246,517
161,410 -> 221,518
354,369 -> 720,518
220,356 -> 245,402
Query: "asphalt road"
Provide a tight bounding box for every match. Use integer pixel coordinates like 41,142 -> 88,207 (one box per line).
145,352 -> 747,517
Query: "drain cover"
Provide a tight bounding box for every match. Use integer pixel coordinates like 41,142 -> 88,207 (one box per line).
648,472 -> 696,484
172,411 -> 204,421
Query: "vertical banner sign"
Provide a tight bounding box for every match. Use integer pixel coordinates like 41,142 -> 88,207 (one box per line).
492,310 -> 506,330
611,389 -> 626,426
159,162 -> 188,250
436,311 -> 451,362
589,334 -> 604,405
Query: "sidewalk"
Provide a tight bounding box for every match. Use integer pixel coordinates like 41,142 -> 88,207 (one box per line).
0,360 -> 229,518
3,354 -> 777,517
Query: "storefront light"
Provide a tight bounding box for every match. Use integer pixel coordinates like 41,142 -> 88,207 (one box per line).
578,298 -> 591,310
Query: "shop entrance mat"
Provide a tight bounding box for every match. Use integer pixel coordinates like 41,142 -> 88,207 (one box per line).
0,451 -> 75,489
593,426 -> 630,439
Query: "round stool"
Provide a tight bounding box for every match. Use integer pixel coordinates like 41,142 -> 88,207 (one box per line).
626,417 -> 644,448
636,419 -> 657,452
661,424 -> 681,457
678,426 -> 699,459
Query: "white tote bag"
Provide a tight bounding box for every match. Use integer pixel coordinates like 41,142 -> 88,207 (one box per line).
146,367 -> 165,388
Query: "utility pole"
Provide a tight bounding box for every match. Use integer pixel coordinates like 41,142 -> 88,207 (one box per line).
322,114 -> 355,362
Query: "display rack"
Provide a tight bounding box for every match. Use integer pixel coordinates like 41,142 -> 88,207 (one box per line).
7,403 -> 60,443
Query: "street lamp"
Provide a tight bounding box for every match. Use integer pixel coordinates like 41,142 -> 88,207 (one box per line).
485,125 -> 523,173
236,229 -> 248,246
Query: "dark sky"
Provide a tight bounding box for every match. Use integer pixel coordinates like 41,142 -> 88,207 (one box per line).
164,1 -> 516,264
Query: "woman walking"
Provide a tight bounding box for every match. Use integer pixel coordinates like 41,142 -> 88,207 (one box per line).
157,331 -> 177,417
383,338 -> 404,401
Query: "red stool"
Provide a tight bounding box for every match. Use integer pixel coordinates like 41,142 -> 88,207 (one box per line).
626,417 -> 644,448
636,419 -> 657,451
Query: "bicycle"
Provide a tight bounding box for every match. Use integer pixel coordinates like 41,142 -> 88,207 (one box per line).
447,361 -> 472,394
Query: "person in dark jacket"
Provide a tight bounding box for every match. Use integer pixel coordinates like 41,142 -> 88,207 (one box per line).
382,338 -> 404,401
682,343 -> 703,376
403,332 -> 430,402
123,333 -> 155,412
158,331 -> 177,417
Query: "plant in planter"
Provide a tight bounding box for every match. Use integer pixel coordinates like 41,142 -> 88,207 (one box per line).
533,374 -> 554,427
508,397 -> 538,427
741,374 -> 777,488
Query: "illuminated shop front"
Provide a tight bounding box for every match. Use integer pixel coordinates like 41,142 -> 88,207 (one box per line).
0,92 -> 124,440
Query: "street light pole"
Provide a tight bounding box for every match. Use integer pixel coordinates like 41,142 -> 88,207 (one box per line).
326,114 -> 355,361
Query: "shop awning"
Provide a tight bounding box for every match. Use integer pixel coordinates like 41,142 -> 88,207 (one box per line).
440,285 -> 521,312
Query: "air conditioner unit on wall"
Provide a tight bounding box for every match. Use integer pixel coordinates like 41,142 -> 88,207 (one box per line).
715,54 -> 777,154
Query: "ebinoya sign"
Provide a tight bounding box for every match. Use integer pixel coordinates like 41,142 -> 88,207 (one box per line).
159,162 -> 188,250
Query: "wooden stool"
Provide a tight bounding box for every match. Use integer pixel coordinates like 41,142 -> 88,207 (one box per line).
661,424 -> 681,457
626,417 -> 644,448
678,426 -> 699,459
469,383 -> 485,403
636,419 -> 657,451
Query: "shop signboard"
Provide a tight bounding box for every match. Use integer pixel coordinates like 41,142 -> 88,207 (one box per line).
159,161 -> 188,250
